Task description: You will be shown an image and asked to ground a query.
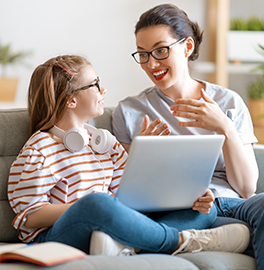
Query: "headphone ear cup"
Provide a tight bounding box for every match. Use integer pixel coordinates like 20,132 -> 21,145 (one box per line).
64,128 -> 89,152
90,129 -> 115,153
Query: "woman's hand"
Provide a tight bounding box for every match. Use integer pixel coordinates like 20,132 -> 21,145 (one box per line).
121,115 -> 171,153
140,115 -> 171,136
170,88 -> 230,134
192,188 -> 214,214
170,88 -> 258,198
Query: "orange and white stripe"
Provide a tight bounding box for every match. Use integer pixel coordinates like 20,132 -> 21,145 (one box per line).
8,130 -> 127,242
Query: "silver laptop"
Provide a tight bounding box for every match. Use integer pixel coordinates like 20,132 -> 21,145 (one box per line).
116,135 -> 225,212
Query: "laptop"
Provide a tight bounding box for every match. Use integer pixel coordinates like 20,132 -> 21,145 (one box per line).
116,135 -> 225,212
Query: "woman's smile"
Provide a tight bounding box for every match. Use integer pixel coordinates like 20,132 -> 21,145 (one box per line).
152,68 -> 169,81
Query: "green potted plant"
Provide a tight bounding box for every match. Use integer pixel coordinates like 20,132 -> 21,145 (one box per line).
0,41 -> 29,102
248,44 -> 264,126
228,16 -> 264,62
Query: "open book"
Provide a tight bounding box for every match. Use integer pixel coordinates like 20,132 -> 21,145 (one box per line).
0,242 -> 86,266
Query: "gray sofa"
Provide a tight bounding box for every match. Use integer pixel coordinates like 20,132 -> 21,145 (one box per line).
1,107 -> 263,270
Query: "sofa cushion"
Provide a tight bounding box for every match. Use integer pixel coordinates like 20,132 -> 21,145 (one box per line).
0,109 -> 30,243
178,251 -> 257,270
0,254 -> 199,270
0,200 -> 19,242
0,109 -> 30,157
88,107 -> 114,133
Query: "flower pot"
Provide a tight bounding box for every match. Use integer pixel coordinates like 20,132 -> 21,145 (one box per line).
0,77 -> 19,102
228,31 -> 264,62
248,99 -> 264,127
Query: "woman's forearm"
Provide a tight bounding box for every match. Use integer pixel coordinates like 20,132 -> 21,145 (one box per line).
222,122 -> 258,198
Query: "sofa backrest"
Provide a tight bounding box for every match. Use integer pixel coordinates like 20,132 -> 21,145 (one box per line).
0,109 -> 30,242
0,108 -> 263,243
0,108 -> 114,243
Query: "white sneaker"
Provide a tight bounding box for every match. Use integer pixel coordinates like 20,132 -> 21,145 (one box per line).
172,224 -> 250,255
90,231 -> 136,256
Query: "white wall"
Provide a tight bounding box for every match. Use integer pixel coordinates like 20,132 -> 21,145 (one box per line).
0,0 -> 207,107
0,0 -> 263,108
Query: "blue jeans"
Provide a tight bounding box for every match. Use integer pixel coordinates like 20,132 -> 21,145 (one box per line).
213,193 -> 264,270
35,193 -> 217,254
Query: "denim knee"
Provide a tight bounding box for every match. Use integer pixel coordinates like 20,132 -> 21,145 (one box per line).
34,193 -> 117,251
75,193 -> 113,211
70,193 -> 115,223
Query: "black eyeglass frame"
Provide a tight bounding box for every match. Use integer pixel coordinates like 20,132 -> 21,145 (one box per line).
131,37 -> 187,64
71,76 -> 101,93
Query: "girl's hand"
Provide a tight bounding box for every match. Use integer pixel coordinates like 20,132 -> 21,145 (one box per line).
170,88 -> 230,135
192,188 -> 214,214
140,115 -> 171,136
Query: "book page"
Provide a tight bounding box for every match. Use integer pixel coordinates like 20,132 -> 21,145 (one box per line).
0,242 -> 86,266
0,244 -> 26,255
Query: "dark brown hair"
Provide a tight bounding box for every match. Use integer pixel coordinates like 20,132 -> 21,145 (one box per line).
135,4 -> 203,61
28,55 -> 90,135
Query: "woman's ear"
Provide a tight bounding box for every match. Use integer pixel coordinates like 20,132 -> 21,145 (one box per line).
66,97 -> 77,109
184,36 -> 195,58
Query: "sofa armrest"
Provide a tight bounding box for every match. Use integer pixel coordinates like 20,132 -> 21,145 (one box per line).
254,144 -> 264,193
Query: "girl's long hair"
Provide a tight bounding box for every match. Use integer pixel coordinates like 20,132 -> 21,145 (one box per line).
28,55 -> 90,135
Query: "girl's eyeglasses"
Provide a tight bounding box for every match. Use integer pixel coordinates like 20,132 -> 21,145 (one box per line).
71,77 -> 101,93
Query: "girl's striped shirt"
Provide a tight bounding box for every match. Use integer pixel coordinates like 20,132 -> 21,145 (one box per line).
8,130 -> 128,243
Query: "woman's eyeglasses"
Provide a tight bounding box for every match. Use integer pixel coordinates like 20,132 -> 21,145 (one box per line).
132,37 -> 186,64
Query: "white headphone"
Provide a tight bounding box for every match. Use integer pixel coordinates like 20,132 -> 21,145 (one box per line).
49,123 -> 115,153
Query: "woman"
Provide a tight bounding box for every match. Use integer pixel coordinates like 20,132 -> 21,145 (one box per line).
112,3 -> 263,268
8,55 -> 249,257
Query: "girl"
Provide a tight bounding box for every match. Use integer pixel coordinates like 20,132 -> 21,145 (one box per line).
112,4 -> 264,268
8,55 -> 249,256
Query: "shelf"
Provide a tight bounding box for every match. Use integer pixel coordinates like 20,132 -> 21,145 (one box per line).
191,61 -> 262,75
204,0 -> 264,85
227,63 -> 262,74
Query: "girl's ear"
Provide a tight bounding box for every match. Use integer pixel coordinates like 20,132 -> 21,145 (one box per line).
66,96 -> 77,109
184,36 -> 195,58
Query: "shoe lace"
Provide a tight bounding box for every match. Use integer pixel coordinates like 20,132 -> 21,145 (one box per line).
187,230 -> 211,253
186,229 -> 222,253
173,229 -> 220,255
